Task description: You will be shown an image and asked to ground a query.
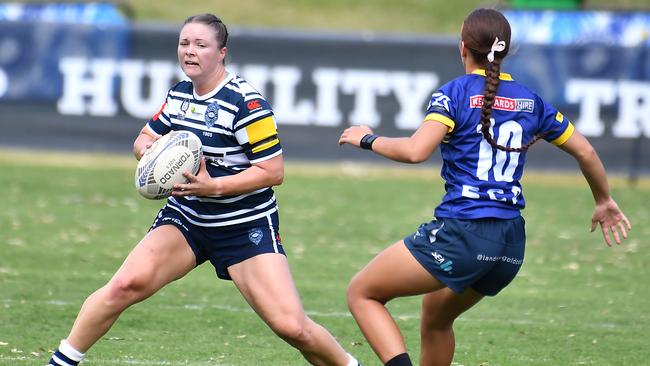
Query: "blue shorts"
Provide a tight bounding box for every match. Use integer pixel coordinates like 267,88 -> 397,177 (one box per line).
150,205 -> 285,280
404,217 -> 525,296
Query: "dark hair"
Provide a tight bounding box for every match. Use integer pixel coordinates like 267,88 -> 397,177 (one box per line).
462,8 -> 543,153
183,13 -> 229,49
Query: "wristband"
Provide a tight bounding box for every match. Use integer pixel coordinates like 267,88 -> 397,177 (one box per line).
360,134 -> 379,150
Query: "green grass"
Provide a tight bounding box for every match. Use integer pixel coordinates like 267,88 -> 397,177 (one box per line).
120,0 -> 650,34
0,150 -> 648,365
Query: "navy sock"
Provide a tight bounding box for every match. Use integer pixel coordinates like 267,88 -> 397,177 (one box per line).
47,349 -> 80,366
47,340 -> 84,366
385,352 -> 413,366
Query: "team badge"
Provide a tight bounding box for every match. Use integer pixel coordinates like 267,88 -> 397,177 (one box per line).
248,228 -> 263,245
205,102 -> 220,127
178,99 -> 190,120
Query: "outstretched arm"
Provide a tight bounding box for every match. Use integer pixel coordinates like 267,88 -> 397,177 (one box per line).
558,131 -> 631,246
338,121 -> 449,164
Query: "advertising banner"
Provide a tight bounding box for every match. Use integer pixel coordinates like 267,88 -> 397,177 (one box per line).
0,20 -> 648,174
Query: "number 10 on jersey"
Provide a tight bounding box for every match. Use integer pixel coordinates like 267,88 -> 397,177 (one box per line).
462,119 -> 523,205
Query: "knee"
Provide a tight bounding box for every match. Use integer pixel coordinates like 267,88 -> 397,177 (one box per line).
102,274 -> 150,308
268,315 -> 312,346
346,279 -> 362,312
421,312 -> 455,332
346,274 -> 385,312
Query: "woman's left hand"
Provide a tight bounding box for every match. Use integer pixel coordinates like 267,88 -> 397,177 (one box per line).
591,197 -> 631,246
339,125 -> 373,147
172,158 -> 221,197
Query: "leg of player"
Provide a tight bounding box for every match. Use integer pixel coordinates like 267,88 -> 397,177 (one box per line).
346,241 -> 445,366
418,288 -> 483,366
228,253 -> 359,366
47,225 -> 196,366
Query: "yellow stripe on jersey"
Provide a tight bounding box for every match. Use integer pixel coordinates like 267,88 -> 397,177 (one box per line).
471,69 -> 514,81
550,122 -> 575,146
246,116 -> 277,144
251,138 -> 280,154
424,113 -> 455,133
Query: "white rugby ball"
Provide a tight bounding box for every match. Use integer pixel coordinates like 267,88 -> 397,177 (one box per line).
135,130 -> 203,200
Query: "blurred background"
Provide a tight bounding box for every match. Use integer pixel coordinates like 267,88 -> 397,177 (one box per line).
1,3 -> 649,365
1,0 -> 649,178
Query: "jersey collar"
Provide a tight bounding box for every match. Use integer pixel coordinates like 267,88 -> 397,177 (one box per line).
193,71 -> 235,101
471,69 -> 514,81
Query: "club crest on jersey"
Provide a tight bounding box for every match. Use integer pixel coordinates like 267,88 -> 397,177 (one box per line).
470,95 -> 534,113
178,99 -> 190,120
248,228 -> 263,245
205,102 -> 220,127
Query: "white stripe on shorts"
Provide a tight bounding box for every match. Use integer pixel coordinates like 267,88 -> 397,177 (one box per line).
266,214 -> 279,253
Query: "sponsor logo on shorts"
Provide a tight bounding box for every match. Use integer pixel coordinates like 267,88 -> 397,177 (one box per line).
248,228 -> 264,245
432,251 -> 453,273
476,254 -> 523,265
428,222 -> 444,243
160,217 -> 189,231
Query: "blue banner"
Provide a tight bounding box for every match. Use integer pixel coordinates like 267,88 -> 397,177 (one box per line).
0,2 -> 126,24
0,21 -> 129,100
504,10 -> 650,46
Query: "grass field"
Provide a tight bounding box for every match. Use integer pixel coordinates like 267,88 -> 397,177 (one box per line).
119,0 -> 650,34
0,150 -> 648,366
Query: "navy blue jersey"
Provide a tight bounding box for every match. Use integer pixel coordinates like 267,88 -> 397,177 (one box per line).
425,70 -> 574,219
147,72 -> 282,227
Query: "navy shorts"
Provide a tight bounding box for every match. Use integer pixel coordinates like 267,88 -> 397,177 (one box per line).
404,216 -> 525,296
150,205 -> 285,280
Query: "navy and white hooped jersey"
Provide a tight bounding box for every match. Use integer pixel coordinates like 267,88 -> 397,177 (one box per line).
146,72 -> 282,227
425,69 -> 575,219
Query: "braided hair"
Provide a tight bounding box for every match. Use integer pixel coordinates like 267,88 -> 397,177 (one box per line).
462,9 -> 544,152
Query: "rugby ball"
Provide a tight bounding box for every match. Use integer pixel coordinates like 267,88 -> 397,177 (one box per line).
135,130 -> 203,200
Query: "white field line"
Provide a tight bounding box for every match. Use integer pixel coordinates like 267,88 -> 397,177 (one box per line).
0,354 -> 233,366
3,299 -> 628,330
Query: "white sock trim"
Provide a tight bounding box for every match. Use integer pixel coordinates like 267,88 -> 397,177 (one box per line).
347,353 -> 359,366
58,339 -> 85,362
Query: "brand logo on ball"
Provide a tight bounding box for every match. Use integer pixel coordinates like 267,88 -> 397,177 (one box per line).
248,228 -> 263,245
159,151 -> 191,185
205,102 -> 220,127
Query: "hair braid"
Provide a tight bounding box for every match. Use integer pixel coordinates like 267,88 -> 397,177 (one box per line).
479,58 -> 545,153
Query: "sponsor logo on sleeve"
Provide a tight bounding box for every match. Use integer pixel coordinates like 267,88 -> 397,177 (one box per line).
247,99 -> 263,112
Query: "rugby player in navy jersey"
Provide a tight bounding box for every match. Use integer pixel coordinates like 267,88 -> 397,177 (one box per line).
338,8 -> 631,366
47,13 -> 360,366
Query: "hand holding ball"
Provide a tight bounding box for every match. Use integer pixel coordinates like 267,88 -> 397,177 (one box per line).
135,130 -> 203,199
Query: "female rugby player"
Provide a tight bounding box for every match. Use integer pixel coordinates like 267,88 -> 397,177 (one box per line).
48,13 -> 360,366
338,8 -> 630,366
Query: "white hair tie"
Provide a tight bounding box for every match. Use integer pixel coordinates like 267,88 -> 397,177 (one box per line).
487,37 -> 507,63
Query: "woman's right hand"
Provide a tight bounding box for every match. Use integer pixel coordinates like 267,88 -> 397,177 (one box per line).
133,131 -> 160,160
338,125 -> 374,147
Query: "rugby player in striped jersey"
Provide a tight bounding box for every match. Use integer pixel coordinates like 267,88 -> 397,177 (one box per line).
48,13 -> 360,366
